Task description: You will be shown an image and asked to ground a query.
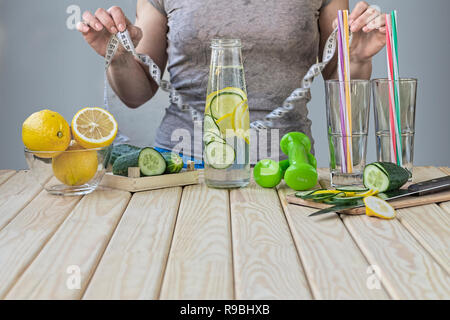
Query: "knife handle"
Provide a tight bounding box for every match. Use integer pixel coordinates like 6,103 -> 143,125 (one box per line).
408,175 -> 450,196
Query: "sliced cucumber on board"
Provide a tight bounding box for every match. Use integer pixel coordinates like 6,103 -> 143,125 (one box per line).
160,152 -> 184,174
113,148 -> 166,177
139,148 -> 167,176
295,190 -> 320,198
336,186 -> 369,192
363,162 -> 410,192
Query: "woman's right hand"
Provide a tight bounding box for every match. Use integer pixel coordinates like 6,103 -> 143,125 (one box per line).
76,6 -> 143,57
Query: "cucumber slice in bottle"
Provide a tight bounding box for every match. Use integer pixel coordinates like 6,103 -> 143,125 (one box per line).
205,141 -> 235,170
208,91 -> 245,120
203,131 -> 226,145
336,186 -> 369,192
204,114 -> 221,136
138,148 -> 167,176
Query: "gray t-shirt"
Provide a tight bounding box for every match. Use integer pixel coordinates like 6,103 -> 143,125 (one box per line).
148,0 -> 330,159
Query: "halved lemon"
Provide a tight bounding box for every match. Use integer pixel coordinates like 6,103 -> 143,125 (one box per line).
364,196 -> 396,220
71,107 -> 118,149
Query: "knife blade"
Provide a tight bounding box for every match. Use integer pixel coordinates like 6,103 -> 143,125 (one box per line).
308,175 -> 450,217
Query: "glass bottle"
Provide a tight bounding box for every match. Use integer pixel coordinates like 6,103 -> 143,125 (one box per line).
203,39 -> 250,188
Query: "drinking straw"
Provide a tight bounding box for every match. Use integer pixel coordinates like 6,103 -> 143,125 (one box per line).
336,11 -> 348,173
385,14 -> 398,163
342,10 -> 353,173
391,10 -> 403,166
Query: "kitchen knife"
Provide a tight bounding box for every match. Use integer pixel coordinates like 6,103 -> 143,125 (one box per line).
308,175 -> 450,217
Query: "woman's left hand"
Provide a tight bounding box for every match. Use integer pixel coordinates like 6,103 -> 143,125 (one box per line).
334,1 -> 387,64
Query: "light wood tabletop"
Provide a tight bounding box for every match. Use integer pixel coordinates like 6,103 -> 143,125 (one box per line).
0,166 -> 449,300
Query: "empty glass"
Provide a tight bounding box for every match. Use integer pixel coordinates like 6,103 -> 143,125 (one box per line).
372,78 -> 417,174
325,80 -> 371,186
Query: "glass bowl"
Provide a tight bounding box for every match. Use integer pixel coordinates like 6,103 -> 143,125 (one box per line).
24,146 -> 112,196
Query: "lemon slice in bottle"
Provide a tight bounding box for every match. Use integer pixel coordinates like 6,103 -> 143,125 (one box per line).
205,87 -> 246,119
231,99 -> 249,144
216,113 -> 233,135
71,107 -> 118,149
364,196 -> 396,219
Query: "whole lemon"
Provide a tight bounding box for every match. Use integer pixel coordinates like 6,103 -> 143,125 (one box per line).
22,110 -> 71,158
52,142 -> 98,186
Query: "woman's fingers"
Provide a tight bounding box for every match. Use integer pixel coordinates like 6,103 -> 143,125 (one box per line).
81,7 -> 132,35
351,5 -> 381,32
362,14 -> 385,33
348,1 -> 369,25
108,6 -> 127,32
95,8 -> 118,34
82,10 -> 103,31
76,21 -> 90,34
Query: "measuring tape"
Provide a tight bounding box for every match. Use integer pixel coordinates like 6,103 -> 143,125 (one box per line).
104,28 -> 349,130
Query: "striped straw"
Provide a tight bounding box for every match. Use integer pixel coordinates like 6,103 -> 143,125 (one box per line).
342,10 -> 353,173
385,14 -> 398,163
337,11 -> 348,173
391,10 -> 403,166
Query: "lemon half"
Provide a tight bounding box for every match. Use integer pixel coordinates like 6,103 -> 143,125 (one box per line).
71,107 -> 118,149
364,196 -> 396,220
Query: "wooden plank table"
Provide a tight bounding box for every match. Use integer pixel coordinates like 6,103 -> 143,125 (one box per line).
0,167 -> 449,300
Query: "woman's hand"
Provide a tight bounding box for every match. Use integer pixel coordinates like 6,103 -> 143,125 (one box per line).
76,6 -> 143,57
342,1 -> 386,64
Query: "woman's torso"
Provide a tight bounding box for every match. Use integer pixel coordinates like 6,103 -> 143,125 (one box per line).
149,0 -> 326,158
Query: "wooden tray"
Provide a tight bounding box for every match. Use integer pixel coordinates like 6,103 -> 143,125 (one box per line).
286,190 -> 450,215
100,161 -> 199,192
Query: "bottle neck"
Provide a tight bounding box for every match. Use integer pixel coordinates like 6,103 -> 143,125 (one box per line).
210,39 -> 242,67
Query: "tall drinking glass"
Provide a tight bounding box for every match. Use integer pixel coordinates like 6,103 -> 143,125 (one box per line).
372,78 -> 417,174
325,80 -> 371,186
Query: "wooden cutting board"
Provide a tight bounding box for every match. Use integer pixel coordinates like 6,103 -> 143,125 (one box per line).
286,189 -> 450,215
100,162 -> 199,192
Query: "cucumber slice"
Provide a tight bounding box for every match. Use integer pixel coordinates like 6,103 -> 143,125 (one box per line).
205,142 -> 235,169
204,114 -> 221,136
336,186 -> 369,192
324,196 -> 363,205
295,190 -> 319,198
138,148 -> 167,176
203,131 -> 226,145
309,192 -> 341,201
160,152 -> 184,174
363,165 -> 390,192
208,91 -> 245,119
363,162 -> 410,192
